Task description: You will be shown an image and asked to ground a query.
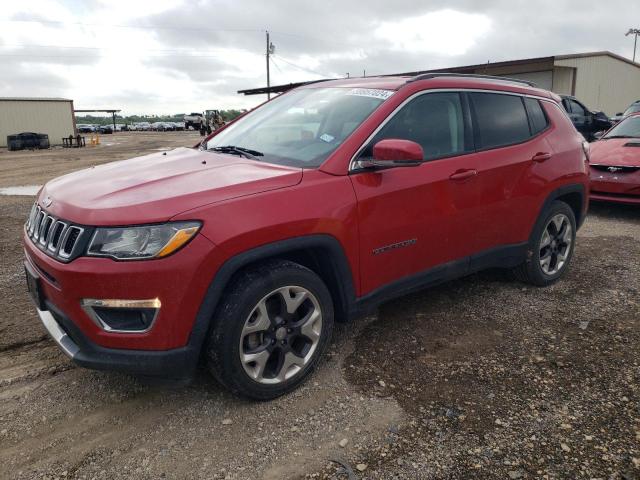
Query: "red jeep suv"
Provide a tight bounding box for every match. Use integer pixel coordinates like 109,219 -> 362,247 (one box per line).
24,74 -> 589,399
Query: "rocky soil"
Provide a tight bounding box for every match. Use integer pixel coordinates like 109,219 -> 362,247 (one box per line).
0,135 -> 638,479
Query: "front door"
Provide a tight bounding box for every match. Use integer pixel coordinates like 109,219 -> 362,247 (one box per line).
349,91 -> 476,295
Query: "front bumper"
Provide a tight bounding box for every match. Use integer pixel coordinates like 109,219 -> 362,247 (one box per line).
590,191 -> 640,205
23,230 -> 221,351
590,171 -> 640,205
38,300 -> 198,377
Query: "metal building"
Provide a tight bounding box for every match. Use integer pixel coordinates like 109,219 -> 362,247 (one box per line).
0,97 -> 76,148
239,51 -> 640,117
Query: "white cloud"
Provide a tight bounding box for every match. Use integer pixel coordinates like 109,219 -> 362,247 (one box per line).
375,9 -> 492,56
1,1 -> 638,114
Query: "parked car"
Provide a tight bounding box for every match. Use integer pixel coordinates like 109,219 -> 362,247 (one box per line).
24,74 -> 589,399
136,122 -> 151,131
150,122 -> 174,131
98,125 -> 113,134
589,112 -> 640,205
76,124 -> 95,133
560,95 -> 612,141
610,101 -> 640,124
173,122 -> 185,131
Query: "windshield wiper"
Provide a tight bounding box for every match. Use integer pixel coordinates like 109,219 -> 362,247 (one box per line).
604,135 -> 635,139
210,145 -> 264,160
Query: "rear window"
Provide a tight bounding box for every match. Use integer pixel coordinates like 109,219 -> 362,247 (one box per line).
470,93 -> 531,150
524,98 -> 549,135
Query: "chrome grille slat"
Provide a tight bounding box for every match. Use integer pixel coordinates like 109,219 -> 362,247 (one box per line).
59,226 -> 84,259
33,210 -> 44,239
38,215 -> 54,245
47,221 -> 67,253
25,202 -> 85,262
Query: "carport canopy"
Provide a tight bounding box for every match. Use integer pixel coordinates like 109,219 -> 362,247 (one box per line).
73,109 -> 121,129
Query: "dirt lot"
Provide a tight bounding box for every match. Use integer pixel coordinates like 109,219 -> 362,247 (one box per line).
0,133 -> 638,479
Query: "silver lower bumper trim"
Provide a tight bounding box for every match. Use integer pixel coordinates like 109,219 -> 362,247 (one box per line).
38,308 -> 80,358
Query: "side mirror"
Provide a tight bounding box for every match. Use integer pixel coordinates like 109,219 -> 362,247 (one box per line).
358,139 -> 423,169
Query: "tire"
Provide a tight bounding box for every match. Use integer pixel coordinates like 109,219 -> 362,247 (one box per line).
206,260 -> 334,400
513,200 -> 577,286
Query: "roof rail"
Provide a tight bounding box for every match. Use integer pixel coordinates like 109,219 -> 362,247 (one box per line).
408,72 -> 538,88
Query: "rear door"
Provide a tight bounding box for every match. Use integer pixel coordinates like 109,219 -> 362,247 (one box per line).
463,92 -> 553,259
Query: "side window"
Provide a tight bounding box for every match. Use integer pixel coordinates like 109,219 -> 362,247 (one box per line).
524,97 -> 550,135
569,99 -> 587,116
470,92 -> 531,149
362,92 -> 467,161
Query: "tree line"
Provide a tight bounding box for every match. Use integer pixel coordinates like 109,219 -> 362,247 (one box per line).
75,109 -> 247,125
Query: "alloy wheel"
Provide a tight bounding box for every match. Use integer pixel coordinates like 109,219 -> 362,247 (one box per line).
239,286 -> 323,384
539,213 -> 573,276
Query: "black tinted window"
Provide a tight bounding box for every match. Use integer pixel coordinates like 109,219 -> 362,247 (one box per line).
470,93 -> 531,149
524,98 -> 549,135
364,92 -> 467,161
569,99 -> 587,116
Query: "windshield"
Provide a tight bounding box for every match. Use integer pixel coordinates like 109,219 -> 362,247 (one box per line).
205,87 -> 393,168
604,115 -> 640,139
623,104 -> 640,116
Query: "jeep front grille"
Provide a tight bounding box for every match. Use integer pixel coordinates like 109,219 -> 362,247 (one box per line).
25,203 -> 87,262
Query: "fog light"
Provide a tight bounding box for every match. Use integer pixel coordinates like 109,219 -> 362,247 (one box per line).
81,298 -> 161,333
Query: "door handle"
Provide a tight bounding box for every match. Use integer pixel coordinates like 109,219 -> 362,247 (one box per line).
449,169 -> 478,181
532,152 -> 552,162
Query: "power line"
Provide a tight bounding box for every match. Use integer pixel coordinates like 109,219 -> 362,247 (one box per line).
271,54 -> 331,78
2,19 -> 355,49
0,44 -> 233,53
0,52 -> 230,59
0,18 -> 262,33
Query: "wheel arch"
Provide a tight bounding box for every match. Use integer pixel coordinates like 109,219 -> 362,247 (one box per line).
187,234 -> 357,359
536,184 -> 586,235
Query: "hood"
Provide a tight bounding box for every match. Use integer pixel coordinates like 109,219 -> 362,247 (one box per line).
590,138 -> 640,167
39,147 -> 302,225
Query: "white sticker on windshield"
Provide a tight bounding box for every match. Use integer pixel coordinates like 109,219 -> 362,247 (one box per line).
347,88 -> 394,100
320,133 -> 335,143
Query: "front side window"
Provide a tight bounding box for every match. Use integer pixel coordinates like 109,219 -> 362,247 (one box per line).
206,87 -> 391,168
603,116 -> 640,139
360,92 -> 467,161
569,99 -> 587,116
470,92 -> 531,150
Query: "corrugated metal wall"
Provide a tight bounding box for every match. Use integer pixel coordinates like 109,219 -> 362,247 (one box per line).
0,99 -> 75,148
551,67 -> 575,95
554,55 -> 640,115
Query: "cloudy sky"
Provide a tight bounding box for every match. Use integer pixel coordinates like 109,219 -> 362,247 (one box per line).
1,0 -> 639,115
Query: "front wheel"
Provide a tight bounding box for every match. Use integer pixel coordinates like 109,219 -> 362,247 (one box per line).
513,200 -> 577,286
206,260 -> 334,400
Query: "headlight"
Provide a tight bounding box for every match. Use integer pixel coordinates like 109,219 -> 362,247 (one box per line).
87,221 -> 201,260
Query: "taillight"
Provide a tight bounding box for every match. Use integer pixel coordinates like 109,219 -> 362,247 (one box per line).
582,141 -> 590,162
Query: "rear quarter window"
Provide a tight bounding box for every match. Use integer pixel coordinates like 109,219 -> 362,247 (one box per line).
524,97 -> 550,135
470,92 -> 531,150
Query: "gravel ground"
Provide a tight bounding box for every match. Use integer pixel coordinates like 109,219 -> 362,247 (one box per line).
0,135 -> 638,479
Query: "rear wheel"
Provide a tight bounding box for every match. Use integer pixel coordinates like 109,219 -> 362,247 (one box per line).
206,260 -> 334,400
513,201 -> 577,286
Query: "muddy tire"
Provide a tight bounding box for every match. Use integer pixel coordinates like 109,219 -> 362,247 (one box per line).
513,200 -> 577,286
206,260 -> 334,400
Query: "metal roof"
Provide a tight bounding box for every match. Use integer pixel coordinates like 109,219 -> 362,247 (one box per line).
238,51 -> 640,96
0,97 -> 73,102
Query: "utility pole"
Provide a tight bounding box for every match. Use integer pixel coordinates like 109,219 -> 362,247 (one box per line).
265,31 -> 275,100
627,28 -> 640,63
